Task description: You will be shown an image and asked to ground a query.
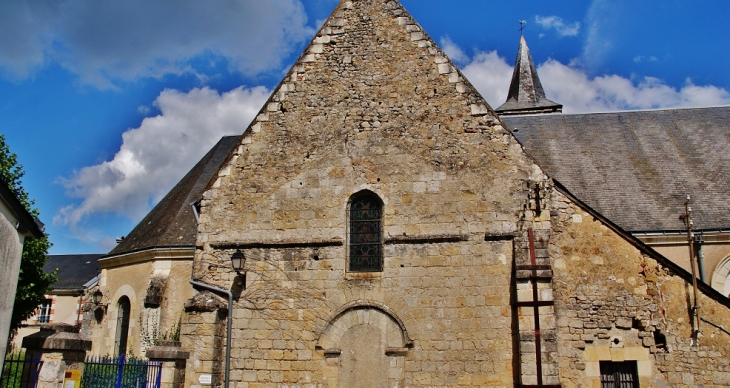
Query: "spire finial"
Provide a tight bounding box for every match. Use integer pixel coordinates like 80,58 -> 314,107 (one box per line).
519,20 -> 527,36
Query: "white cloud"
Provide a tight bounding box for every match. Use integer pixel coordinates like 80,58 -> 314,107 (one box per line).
0,1 -> 313,87
459,51 -> 514,108
439,37 -> 470,65
54,86 -> 270,228
535,16 -> 580,37
55,38 -> 730,244
633,55 -> 658,63
537,60 -> 730,113
581,0 -> 621,71
446,41 -> 730,114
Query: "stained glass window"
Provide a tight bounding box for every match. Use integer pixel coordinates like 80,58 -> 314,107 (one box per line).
349,193 -> 382,272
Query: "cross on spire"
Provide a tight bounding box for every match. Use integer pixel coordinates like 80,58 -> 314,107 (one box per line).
519,20 -> 527,36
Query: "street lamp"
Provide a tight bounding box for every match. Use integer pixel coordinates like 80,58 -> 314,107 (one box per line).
230,249 -> 247,290
92,290 -> 103,305
230,249 -> 246,275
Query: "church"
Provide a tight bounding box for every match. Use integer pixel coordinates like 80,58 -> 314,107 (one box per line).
82,0 -> 730,387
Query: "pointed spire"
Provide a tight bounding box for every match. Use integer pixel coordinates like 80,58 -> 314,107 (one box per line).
496,35 -> 562,115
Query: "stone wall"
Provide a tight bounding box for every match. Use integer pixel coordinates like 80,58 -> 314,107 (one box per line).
191,1 -> 542,386
89,255 -> 193,356
184,0 -> 730,387
550,189 -> 730,387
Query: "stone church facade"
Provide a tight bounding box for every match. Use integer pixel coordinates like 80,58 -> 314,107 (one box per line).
178,1 -> 730,387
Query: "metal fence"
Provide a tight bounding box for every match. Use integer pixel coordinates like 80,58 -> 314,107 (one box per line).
82,355 -> 162,388
1,351 -> 43,388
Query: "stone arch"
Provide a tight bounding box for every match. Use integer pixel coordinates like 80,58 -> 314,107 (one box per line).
711,254 -> 730,296
114,296 -> 131,355
317,301 -> 411,388
317,300 -> 412,351
343,187 -> 388,212
105,285 -> 137,354
107,285 -> 137,332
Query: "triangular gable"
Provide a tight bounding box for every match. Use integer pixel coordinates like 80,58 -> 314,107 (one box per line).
206,0 -> 523,199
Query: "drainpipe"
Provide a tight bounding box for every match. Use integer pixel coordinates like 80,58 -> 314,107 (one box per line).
682,196 -> 701,345
695,232 -> 706,283
189,204 -> 232,388
188,279 -> 232,388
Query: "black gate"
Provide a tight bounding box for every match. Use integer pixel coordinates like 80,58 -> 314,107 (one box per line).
1,352 -> 43,388
82,355 -> 161,388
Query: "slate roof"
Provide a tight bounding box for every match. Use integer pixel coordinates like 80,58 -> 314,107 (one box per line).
107,136 -> 240,256
44,254 -> 103,291
503,106 -> 730,232
496,36 -> 562,115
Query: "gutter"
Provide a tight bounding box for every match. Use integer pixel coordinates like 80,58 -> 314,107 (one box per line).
632,229 -> 730,237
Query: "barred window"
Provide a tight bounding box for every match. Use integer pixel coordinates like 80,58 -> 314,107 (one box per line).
349,192 -> 383,272
37,298 -> 52,323
600,361 -> 639,388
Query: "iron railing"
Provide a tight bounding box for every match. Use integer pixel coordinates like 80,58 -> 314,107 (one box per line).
1,351 -> 43,388
82,355 -> 161,388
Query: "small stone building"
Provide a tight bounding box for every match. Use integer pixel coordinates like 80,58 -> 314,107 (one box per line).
84,137 -> 237,357
178,1 -> 730,387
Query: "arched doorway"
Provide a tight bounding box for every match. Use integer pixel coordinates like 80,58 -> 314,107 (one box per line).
318,302 -> 412,387
114,296 -> 131,356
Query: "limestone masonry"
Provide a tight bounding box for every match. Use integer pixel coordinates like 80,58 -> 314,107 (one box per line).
174,1 -> 730,387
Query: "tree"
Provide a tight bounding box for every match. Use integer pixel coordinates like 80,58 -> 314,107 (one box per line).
0,134 -> 56,338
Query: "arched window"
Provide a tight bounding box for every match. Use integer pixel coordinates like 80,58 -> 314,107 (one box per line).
348,191 -> 383,272
114,296 -> 131,356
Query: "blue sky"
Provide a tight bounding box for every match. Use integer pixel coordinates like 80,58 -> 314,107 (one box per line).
1,0 -> 728,254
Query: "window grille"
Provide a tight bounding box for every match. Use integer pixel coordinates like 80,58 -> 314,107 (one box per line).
600,361 -> 639,388
37,299 -> 52,323
349,193 -> 382,272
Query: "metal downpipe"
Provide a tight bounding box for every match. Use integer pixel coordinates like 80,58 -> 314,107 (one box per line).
189,203 -> 232,388
188,279 -> 233,388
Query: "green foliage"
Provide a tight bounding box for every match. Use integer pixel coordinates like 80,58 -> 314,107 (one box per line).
0,134 -> 57,337
2,348 -> 27,388
140,315 -> 181,348
169,316 -> 181,341
0,135 -> 34,216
